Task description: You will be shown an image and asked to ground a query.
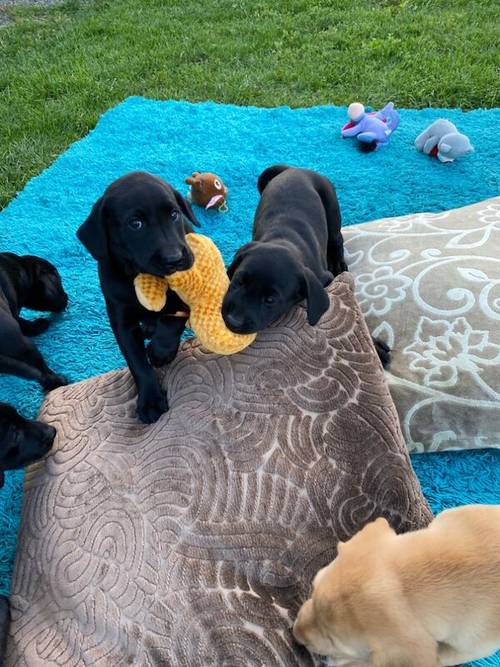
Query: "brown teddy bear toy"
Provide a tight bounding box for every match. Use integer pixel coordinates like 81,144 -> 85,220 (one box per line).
185,172 -> 228,212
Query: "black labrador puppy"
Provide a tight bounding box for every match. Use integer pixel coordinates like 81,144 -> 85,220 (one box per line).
0,253 -> 68,390
0,401 -> 55,488
77,171 -> 200,424
222,164 -> 347,331
222,165 -> 390,366
0,402 -> 56,661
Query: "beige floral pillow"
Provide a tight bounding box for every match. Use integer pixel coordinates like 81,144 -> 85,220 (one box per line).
343,197 -> 500,453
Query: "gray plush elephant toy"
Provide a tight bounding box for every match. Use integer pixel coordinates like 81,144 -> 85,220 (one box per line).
415,119 -> 473,163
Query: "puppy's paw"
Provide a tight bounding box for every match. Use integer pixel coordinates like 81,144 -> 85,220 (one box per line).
41,373 -> 68,391
137,385 -> 168,424
146,341 -> 178,368
21,317 -> 51,336
329,261 -> 348,276
373,337 -> 391,368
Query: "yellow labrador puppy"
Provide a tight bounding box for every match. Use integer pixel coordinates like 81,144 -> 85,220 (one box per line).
293,505 -> 500,666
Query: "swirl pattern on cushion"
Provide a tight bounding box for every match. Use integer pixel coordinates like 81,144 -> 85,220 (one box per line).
7,273 -> 431,667
344,197 -> 500,452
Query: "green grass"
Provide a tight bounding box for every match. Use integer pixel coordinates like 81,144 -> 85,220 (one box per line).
0,0 -> 499,208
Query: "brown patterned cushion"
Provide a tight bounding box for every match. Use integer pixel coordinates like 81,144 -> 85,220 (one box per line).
343,197 -> 500,453
7,274 -> 431,667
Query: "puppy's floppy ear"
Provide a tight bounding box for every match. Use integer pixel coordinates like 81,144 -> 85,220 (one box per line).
301,267 -> 330,326
226,242 -> 258,278
77,196 -> 108,261
173,189 -> 200,229
257,164 -> 290,194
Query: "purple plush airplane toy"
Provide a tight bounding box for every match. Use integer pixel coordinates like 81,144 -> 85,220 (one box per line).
341,102 -> 400,150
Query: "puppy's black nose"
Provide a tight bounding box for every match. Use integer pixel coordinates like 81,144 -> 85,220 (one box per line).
56,292 -> 69,311
153,248 -> 190,274
163,250 -> 184,264
223,313 -> 246,332
49,290 -> 68,313
42,424 -> 56,446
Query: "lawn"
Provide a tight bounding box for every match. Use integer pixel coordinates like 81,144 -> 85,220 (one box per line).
0,0 -> 499,209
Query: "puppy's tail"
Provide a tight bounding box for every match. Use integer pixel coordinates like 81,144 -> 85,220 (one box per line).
257,164 -> 290,194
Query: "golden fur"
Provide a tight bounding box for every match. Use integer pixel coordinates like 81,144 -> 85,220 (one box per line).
293,505 -> 500,666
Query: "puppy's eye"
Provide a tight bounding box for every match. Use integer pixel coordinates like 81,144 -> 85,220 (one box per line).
214,179 -> 222,190
263,295 -> 275,305
128,219 -> 144,231
171,210 -> 180,221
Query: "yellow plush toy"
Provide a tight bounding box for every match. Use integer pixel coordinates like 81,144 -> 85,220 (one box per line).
134,234 -> 256,355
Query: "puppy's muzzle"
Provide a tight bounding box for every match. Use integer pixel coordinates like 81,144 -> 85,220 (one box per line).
51,291 -> 68,312
291,620 -> 305,646
40,424 -> 56,449
151,247 -> 193,275
223,312 -> 254,334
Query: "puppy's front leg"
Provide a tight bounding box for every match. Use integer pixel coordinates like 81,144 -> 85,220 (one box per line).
106,301 -> 167,424
1,321 -> 67,390
18,317 -> 52,336
147,315 -> 187,368
20,338 -> 67,390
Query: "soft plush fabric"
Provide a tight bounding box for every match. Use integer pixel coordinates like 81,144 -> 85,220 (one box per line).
343,197 -> 500,453
135,233 -> 256,354
7,275 -> 432,666
0,98 -> 499,666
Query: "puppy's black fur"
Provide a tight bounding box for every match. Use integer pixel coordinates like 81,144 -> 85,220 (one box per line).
0,253 -> 68,390
77,171 -> 200,424
0,403 -> 55,661
222,165 -> 391,367
0,401 -> 55,488
222,165 -> 347,333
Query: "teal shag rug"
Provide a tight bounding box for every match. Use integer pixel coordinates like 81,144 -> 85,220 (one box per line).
0,98 -> 499,666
